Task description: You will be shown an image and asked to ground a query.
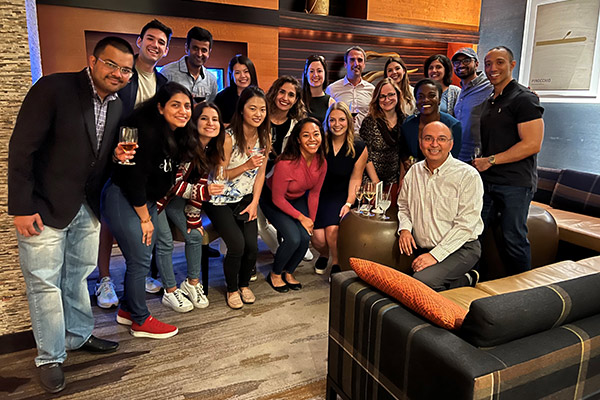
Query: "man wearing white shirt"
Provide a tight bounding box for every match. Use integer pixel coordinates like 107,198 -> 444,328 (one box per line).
397,121 -> 483,291
326,46 -> 374,132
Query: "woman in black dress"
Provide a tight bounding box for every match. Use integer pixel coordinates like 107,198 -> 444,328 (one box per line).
301,55 -> 335,123
313,102 -> 367,275
214,54 -> 259,125
359,78 -> 407,202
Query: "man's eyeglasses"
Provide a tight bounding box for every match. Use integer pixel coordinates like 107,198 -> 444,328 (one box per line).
97,58 -> 133,76
421,135 -> 452,144
379,92 -> 397,101
452,58 -> 473,67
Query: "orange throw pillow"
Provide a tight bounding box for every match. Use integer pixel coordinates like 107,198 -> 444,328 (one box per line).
349,257 -> 467,329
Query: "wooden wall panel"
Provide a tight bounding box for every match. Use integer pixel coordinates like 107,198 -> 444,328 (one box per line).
192,0 -> 278,10
366,0 -> 482,31
279,29 -> 447,87
37,4 -> 279,89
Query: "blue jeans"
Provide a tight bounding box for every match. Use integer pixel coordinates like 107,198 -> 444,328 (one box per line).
17,204 -> 99,366
481,183 -> 534,272
155,196 -> 203,289
260,192 -> 310,275
101,182 -> 156,325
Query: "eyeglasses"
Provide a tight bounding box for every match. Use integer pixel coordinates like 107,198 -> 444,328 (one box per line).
379,92 -> 397,100
421,135 -> 452,144
97,58 -> 133,76
452,58 -> 474,67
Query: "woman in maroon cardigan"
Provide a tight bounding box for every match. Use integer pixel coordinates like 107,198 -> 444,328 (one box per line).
260,117 -> 327,292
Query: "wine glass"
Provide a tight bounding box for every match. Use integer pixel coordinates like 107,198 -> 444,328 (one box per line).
210,166 -> 228,206
118,127 -> 138,165
354,185 -> 364,214
362,181 -> 375,217
378,191 -> 392,220
472,146 -> 482,161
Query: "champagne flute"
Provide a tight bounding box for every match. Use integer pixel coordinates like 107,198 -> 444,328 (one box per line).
378,191 -> 392,220
211,166 -> 227,206
118,127 -> 138,165
354,184 -> 364,214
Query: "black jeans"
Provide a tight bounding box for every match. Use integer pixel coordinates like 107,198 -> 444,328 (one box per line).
204,196 -> 258,293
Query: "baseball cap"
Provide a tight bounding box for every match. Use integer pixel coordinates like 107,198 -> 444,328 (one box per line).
452,47 -> 478,62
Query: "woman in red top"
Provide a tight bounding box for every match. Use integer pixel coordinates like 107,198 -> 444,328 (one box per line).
260,117 -> 327,292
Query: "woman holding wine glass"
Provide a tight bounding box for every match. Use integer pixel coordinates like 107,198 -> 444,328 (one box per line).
101,82 -> 197,339
260,117 -> 327,291
359,78 -> 407,203
312,102 -> 367,275
152,102 -> 226,313
214,54 -> 259,125
203,86 -> 270,309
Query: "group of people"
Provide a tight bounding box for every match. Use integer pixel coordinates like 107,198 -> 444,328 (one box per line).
8,15 -> 544,394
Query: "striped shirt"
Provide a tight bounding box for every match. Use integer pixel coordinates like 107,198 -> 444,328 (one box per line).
86,68 -> 119,150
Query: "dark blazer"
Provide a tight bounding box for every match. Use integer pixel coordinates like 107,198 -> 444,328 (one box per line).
117,57 -> 168,118
8,69 -> 123,228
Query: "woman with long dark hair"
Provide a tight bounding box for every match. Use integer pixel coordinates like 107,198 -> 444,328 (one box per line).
359,78 -> 407,199
204,86 -> 270,309
260,117 -> 327,292
102,82 -> 197,339
153,102 -> 226,313
384,56 -> 416,116
424,54 -> 461,116
301,55 -> 335,123
313,103 -> 367,275
214,54 -> 259,125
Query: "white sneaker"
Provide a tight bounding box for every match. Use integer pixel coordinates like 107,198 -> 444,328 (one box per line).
303,248 -> 314,261
162,289 -> 193,313
95,277 -> 118,309
180,280 -> 209,309
145,276 -> 162,294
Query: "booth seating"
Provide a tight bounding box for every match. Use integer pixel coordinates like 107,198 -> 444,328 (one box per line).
532,167 -> 600,252
327,255 -> 600,400
169,215 -> 220,294
337,204 -> 559,280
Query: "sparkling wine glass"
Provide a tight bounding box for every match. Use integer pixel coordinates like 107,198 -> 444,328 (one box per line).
118,127 -> 138,166
211,166 -> 227,206
354,185 -> 364,214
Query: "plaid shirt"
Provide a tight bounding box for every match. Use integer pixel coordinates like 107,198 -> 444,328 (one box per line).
86,68 -> 119,150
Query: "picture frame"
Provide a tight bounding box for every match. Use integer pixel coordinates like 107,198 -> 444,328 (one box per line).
519,0 -> 600,102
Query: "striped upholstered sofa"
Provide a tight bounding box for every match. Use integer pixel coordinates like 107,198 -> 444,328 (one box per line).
532,167 -> 600,253
327,256 -> 600,400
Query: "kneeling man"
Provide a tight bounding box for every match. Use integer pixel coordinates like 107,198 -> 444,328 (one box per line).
397,121 -> 483,291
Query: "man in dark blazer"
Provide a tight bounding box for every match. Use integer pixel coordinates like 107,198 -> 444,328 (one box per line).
8,36 -> 134,394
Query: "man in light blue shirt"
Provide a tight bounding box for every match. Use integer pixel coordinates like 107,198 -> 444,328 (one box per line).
451,47 -> 493,162
160,26 -> 218,102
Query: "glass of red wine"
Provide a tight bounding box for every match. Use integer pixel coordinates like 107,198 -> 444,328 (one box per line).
118,126 -> 138,165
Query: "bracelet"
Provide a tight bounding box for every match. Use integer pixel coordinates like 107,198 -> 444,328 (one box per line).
344,202 -> 353,208
140,216 -> 151,224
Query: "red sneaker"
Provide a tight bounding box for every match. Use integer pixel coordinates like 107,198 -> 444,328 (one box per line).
116,309 -> 132,326
130,316 -> 178,339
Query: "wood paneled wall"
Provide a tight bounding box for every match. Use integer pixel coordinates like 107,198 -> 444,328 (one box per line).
37,4 -> 279,89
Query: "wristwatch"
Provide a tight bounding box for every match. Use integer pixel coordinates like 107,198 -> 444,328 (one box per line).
488,155 -> 496,166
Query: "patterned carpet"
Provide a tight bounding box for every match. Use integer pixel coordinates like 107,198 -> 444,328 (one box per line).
0,242 -> 330,400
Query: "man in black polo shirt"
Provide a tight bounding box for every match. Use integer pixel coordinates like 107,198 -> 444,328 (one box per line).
473,46 -> 544,273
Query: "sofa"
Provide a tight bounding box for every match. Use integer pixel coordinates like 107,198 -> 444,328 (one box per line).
327,255 -> 600,400
532,167 -> 600,253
